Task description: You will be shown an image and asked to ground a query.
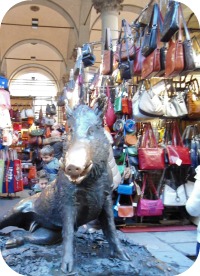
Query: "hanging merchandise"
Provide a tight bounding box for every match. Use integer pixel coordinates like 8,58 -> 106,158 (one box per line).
191,36 -> 200,71
104,86 -> 116,129
186,78 -> 200,119
0,75 -> 9,90
160,1 -> 180,42
166,121 -> 191,166
133,28 -> 145,76
165,5 -> 184,78
0,89 -> 11,109
115,19 -> 135,62
136,173 -> 164,217
46,103 -> 56,116
141,3 -> 160,57
138,122 -> 165,170
74,47 -> 83,77
0,106 -> 12,128
102,28 -> 113,75
57,86 -> 67,107
113,194 -> 134,218
81,43 -> 96,67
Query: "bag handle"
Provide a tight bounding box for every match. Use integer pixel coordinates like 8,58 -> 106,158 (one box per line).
140,123 -> 158,148
179,4 -> 191,42
171,121 -> 184,147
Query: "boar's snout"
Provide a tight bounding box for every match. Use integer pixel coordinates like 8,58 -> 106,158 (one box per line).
64,142 -> 93,184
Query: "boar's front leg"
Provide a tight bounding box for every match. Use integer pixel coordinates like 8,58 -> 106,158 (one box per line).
98,194 -> 130,261
61,205 -> 75,273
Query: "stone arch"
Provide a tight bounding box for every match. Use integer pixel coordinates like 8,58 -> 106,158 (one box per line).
8,0 -> 79,39
9,63 -> 60,92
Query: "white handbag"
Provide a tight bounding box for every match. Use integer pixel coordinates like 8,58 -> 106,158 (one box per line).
162,181 -> 194,206
138,88 -> 164,117
132,86 -> 155,122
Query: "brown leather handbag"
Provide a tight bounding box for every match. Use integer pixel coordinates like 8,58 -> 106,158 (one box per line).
102,28 -> 113,75
187,89 -> 200,119
165,6 -> 184,77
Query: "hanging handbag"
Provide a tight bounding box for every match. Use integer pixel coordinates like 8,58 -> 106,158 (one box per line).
115,19 -> 135,62
191,36 -> 200,71
113,194 -> 134,218
117,182 -> 135,195
102,28 -> 113,75
141,3 -> 160,57
105,86 -> 117,128
46,103 -> 56,116
186,80 -> 200,119
166,121 -> 191,166
82,43 -> 96,67
136,174 -> 164,217
181,6 -> 195,73
165,6 -> 184,77
161,170 -> 194,206
138,87 -> 164,117
138,123 -> 165,170
160,1 -> 180,42
133,30 -> 145,76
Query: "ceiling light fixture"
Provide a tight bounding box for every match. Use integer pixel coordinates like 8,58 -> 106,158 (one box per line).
32,18 -> 38,29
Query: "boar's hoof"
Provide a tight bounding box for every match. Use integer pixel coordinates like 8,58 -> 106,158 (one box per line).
61,255 -> 74,274
111,249 -> 131,261
5,237 -> 24,249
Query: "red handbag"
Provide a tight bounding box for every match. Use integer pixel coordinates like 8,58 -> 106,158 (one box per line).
13,159 -> 24,192
166,122 -> 191,165
105,86 -> 116,128
136,174 -> 164,217
122,97 -> 132,115
138,123 -> 165,170
102,28 -> 113,75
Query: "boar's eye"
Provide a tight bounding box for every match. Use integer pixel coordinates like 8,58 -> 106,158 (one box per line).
87,126 -> 95,137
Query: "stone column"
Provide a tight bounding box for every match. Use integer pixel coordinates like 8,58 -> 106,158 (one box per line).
92,0 -> 124,48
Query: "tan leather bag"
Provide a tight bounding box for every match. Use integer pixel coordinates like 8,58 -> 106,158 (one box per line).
187,90 -> 200,119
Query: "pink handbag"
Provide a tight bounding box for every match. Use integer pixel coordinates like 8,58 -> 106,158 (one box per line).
105,86 -> 116,128
136,174 -> 164,217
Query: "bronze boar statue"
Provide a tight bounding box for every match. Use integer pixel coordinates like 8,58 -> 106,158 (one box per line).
0,100 -> 130,274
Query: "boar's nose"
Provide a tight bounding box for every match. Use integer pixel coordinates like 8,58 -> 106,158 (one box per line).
66,164 -> 83,177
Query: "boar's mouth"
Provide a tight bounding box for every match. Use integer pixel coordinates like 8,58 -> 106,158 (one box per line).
65,161 -> 93,184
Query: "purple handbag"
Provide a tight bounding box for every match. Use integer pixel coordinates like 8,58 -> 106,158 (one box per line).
136,174 -> 164,217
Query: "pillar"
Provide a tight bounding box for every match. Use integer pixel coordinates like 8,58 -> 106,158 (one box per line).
92,0 -> 124,49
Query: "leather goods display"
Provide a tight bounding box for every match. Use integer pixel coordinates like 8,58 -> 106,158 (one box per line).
142,47 -> 161,79
161,170 -> 194,206
117,182 -> 135,195
160,1 -> 180,42
136,174 -> 164,217
44,116 -> 55,126
132,84 -> 155,122
46,103 -> 56,116
138,123 -> 165,170
141,3 -> 160,57
166,122 -> 191,165
124,134 -> 137,146
181,6 -> 195,73
124,119 -> 136,133
122,97 -> 132,115
105,86 -> 116,128
138,88 -> 164,117
114,93 -> 122,114
115,19 -> 135,61
81,43 -> 96,67
133,30 -> 145,76
186,83 -> 200,119
102,28 -> 113,75
118,60 -> 133,80
113,194 -> 134,218
165,6 -> 184,77
191,36 -> 200,71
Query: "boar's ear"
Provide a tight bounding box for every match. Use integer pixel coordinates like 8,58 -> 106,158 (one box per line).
93,94 -> 107,120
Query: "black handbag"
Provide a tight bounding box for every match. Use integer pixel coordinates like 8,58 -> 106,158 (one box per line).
118,60 -> 133,80
82,43 -> 96,67
160,1 -> 180,42
46,104 -> 56,115
181,6 -> 195,73
141,3 -> 160,57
